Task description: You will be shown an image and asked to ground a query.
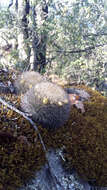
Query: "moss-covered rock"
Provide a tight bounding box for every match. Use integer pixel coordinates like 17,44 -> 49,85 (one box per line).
63,86 -> 107,187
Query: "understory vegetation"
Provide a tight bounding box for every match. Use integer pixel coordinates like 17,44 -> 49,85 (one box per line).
0,0 -> 107,95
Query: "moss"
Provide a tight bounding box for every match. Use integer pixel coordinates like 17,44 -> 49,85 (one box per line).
63,85 -> 107,187
0,94 -> 46,190
0,69 -> 107,188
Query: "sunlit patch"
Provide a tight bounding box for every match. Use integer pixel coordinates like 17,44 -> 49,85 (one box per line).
20,79 -> 25,84
43,97 -> 48,104
35,84 -> 39,90
64,99 -> 68,104
58,101 -> 63,106
29,84 -> 33,89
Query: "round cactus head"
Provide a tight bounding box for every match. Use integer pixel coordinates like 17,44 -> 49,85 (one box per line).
14,71 -> 45,94
21,81 -> 71,129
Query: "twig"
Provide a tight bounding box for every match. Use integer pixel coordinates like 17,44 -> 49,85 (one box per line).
0,97 -> 59,189
47,43 -> 107,54
0,97 -> 46,152
83,32 -> 107,38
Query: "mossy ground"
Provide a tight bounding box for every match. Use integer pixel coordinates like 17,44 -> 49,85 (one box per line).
0,70 -> 107,189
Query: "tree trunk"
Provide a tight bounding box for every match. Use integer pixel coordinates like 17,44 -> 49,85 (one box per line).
17,0 -> 31,68
30,1 -> 48,72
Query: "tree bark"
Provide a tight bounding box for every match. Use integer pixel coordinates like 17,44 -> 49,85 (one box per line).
30,0 -> 48,72
17,0 -> 31,68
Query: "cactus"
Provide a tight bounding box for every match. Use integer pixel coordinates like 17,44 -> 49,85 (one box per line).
14,71 -> 46,94
21,81 -> 71,129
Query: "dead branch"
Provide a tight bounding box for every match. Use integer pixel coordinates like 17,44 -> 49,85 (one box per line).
47,43 -> 107,54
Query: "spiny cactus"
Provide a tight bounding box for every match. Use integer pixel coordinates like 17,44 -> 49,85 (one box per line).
14,71 -> 46,94
21,81 -> 71,129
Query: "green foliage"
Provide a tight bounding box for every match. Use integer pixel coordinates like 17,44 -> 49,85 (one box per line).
0,10 -> 15,28
45,0 -> 107,95
0,0 -> 107,95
